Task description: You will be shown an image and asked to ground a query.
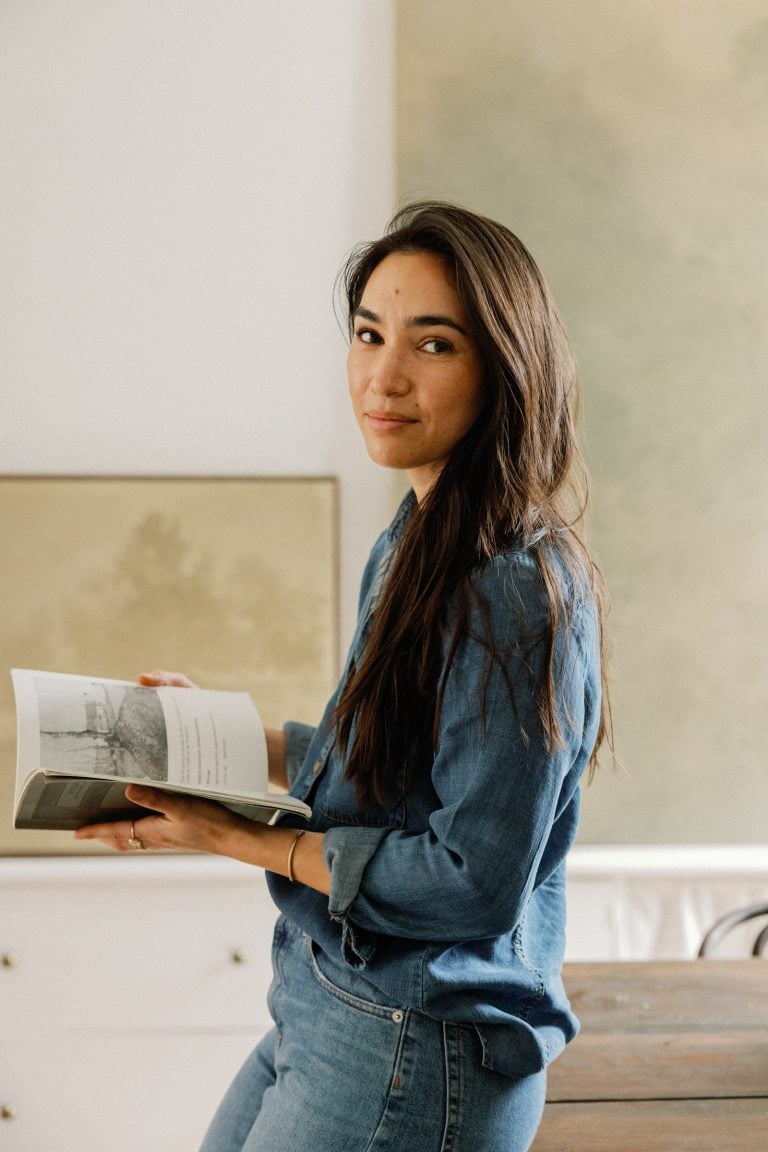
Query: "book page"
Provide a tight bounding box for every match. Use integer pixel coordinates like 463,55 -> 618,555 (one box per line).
158,687 -> 267,794
12,670 -> 268,801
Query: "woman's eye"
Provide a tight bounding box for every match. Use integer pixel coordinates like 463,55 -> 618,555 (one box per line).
422,338 -> 453,354
355,327 -> 381,345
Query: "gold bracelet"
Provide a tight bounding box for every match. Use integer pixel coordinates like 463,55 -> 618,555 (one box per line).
287,829 -> 306,883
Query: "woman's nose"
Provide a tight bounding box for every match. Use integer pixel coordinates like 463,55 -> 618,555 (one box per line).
369,346 -> 409,395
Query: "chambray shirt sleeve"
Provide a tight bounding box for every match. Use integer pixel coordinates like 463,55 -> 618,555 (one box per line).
322,556 -> 595,946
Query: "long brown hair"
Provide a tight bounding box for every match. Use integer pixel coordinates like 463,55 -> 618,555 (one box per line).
334,201 -> 610,808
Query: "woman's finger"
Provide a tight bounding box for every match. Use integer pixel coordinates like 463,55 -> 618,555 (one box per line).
124,783 -> 175,815
74,818 -> 143,851
137,670 -> 198,688
74,787 -> 168,848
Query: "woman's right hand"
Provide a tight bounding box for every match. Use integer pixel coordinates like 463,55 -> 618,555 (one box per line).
137,670 -> 198,689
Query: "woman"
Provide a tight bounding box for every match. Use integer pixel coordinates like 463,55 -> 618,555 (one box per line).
77,202 -> 609,1151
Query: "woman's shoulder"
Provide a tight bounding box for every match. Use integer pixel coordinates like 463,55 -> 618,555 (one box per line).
466,540 -> 597,642
476,544 -> 542,588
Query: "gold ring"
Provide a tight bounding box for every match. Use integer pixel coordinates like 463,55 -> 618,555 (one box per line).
128,820 -> 145,851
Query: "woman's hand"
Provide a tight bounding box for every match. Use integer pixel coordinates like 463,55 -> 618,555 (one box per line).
74,785 -> 245,855
137,670 -> 198,689
74,785 -> 331,893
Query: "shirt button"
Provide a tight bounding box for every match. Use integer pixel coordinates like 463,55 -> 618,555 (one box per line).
391,1010 -> 404,1023
312,761 -> 323,776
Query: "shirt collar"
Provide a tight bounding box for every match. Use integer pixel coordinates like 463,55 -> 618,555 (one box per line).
387,488 -> 417,542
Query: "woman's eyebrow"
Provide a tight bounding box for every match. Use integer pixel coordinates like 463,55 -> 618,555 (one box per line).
353,305 -> 467,336
408,313 -> 467,336
353,306 -> 381,324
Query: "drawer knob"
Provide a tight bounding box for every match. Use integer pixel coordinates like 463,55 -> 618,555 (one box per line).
1,952 -> 18,969
1,1105 -> 17,1120
230,949 -> 247,965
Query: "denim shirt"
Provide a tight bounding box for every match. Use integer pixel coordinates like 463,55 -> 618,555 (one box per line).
267,491 -> 601,1078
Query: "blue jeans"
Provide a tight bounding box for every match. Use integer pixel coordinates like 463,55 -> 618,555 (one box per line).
200,916 -> 546,1152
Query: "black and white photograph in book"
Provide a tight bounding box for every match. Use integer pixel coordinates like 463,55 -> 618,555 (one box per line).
35,675 -> 169,782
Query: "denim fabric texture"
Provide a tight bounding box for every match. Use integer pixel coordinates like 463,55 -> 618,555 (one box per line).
267,490 -> 602,1081
199,915 -> 547,1152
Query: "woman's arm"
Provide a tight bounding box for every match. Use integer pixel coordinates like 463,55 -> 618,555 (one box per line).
82,670 -> 309,874
74,784 -> 330,894
265,727 -> 288,792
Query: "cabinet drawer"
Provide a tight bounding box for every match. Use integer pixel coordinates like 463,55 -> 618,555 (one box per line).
0,1027 -> 264,1152
0,857 -> 278,1029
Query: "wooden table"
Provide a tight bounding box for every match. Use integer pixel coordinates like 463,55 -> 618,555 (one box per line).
531,961 -> 768,1152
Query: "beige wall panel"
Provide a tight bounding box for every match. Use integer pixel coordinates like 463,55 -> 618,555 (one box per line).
398,0 -> 768,842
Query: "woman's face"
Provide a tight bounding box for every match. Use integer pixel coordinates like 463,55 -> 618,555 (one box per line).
347,250 -> 485,502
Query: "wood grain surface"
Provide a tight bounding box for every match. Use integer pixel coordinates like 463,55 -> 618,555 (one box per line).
532,961 -> 768,1152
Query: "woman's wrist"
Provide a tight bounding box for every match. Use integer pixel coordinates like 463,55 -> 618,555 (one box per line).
217,818 -> 331,895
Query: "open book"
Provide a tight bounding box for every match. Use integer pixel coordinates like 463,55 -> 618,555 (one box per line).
11,669 -> 311,831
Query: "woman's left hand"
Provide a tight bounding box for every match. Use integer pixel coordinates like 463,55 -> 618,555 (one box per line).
75,785 -> 331,894
74,784 -> 245,855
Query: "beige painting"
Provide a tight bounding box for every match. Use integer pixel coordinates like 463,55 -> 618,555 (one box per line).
0,477 -> 337,854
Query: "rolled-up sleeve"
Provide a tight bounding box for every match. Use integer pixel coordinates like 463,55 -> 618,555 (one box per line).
323,826 -> 390,966
320,560 -> 595,952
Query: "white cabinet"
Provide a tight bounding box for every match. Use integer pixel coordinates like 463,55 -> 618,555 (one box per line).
0,856 -> 278,1152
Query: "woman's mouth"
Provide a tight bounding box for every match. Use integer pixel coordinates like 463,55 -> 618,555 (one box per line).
365,410 -> 416,431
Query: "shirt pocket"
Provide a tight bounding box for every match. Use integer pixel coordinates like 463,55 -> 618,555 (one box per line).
318,795 -> 406,829
316,766 -> 406,829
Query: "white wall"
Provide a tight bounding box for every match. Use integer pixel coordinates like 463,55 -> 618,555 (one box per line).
0,1 -> 395,653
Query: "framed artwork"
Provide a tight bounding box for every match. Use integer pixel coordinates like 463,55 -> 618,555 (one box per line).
0,477 -> 338,854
